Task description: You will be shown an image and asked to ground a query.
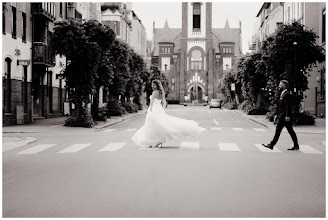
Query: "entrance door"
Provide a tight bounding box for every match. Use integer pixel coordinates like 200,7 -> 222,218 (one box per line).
32,69 -> 44,117
198,86 -> 203,103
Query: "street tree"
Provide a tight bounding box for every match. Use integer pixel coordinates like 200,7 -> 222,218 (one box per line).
261,21 -> 325,111
51,19 -> 116,126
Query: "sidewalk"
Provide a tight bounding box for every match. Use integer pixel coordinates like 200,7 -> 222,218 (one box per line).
2,109 -> 147,147
235,110 -> 326,134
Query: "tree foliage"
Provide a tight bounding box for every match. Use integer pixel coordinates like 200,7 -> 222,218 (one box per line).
261,22 -> 325,106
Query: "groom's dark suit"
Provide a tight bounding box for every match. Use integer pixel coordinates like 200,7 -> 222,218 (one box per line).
270,90 -> 299,148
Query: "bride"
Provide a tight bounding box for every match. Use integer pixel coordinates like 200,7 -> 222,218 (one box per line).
132,79 -> 205,148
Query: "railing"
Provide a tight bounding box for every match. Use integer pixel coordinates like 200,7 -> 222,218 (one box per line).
32,3 -> 56,21
33,42 -> 55,67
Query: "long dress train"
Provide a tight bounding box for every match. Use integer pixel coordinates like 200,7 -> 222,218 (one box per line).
132,96 -> 205,147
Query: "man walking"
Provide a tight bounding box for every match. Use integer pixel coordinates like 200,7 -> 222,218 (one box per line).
262,80 -> 300,150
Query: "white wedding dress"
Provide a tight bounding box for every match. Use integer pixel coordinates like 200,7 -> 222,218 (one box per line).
132,95 -> 206,147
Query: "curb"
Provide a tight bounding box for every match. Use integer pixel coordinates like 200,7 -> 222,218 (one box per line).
94,110 -> 147,129
235,110 -> 326,134
3,137 -> 37,152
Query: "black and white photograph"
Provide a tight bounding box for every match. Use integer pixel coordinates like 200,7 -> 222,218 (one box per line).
2,1 -> 326,218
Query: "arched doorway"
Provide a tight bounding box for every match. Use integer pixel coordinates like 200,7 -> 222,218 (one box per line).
189,85 -> 204,104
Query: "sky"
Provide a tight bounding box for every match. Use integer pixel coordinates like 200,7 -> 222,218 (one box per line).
131,1 -> 264,54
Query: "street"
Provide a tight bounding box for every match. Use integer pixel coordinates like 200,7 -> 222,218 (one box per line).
2,105 -> 326,217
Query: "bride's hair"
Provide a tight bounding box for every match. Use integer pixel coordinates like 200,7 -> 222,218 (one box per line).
152,80 -> 166,100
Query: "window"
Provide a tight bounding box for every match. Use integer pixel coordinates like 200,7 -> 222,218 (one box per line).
2,3 -> 5,34
48,71 -> 53,113
287,6 -> 290,24
193,3 -> 201,30
23,66 -> 28,113
75,10 -> 82,19
59,3 -> 62,17
4,58 -> 12,113
323,9 -> 326,44
65,3 -> 68,19
321,68 -> 325,98
12,6 -> 16,38
22,12 -> 26,42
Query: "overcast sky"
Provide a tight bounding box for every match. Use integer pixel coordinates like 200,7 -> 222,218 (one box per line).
131,1 -> 264,54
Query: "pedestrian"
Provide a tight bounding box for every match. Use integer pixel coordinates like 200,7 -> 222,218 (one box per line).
132,79 -> 205,148
262,80 -> 300,150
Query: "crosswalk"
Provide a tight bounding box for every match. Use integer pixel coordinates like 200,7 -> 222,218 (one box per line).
5,141 -> 325,155
102,127 -> 269,132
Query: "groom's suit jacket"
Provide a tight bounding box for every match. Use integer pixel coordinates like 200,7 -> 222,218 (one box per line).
277,91 -> 292,122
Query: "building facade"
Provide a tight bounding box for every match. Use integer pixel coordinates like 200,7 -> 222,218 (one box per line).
2,2 -> 102,125
3,3 -> 33,125
283,2 -> 326,118
101,2 -> 132,44
152,2 -> 242,103
249,2 -> 326,117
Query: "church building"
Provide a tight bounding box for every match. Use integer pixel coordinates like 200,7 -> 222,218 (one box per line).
152,2 -> 243,103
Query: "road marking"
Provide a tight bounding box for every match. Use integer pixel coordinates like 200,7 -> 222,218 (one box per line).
253,128 -> 266,132
125,128 -> 137,132
139,146 -> 160,151
208,110 -> 211,114
57,143 -> 91,153
232,128 -> 244,131
102,129 -> 116,132
322,141 -> 326,146
210,127 -> 222,130
50,124 -> 64,128
180,142 -> 199,150
98,143 -> 126,152
298,145 -> 323,154
213,119 -> 219,125
218,143 -> 240,152
255,144 -> 282,152
3,137 -> 37,152
17,144 -> 57,154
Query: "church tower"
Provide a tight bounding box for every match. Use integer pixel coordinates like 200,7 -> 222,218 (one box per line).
152,2 -> 242,104
179,2 -> 214,103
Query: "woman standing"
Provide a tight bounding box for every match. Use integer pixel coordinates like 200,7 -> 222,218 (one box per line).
132,80 -> 205,148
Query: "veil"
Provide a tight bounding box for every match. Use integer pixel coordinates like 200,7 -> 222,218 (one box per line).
156,80 -> 167,107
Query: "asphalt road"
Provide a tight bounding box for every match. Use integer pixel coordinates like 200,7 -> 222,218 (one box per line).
2,106 -> 326,217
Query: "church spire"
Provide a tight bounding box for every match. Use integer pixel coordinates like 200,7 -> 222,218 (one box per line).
164,19 -> 169,29
224,19 -> 230,29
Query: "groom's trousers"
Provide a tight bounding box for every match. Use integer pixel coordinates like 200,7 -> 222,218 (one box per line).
270,119 -> 299,147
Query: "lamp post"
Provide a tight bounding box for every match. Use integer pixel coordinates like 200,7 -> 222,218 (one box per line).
293,41 -> 298,121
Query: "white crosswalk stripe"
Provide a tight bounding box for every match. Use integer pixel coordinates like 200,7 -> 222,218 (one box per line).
102,129 -> 116,132
17,144 -> 57,154
253,128 -> 266,132
180,142 -> 199,150
57,143 -> 91,153
298,145 -> 323,154
125,128 -> 137,132
213,119 -> 219,125
218,143 -> 240,152
7,140 -> 324,155
255,144 -> 282,153
210,127 -> 222,130
98,143 -> 126,152
232,128 -> 244,131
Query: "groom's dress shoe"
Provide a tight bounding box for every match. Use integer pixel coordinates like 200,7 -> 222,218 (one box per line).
288,146 -> 300,151
262,144 -> 273,150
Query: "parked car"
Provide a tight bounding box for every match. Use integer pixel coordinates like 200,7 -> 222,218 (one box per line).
209,99 -> 222,109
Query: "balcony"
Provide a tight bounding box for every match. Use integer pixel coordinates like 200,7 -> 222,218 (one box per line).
33,42 -> 55,67
32,3 -> 56,21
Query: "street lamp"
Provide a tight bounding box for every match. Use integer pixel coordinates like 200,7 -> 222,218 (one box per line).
293,41 -> 298,121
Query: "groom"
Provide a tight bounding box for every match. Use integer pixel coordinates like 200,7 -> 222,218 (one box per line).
262,80 -> 300,151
